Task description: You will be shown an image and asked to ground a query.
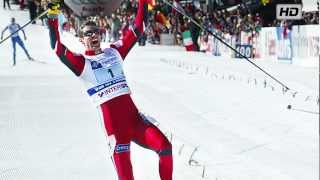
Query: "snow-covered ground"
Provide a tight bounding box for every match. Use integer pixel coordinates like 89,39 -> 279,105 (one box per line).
0,6 -> 319,180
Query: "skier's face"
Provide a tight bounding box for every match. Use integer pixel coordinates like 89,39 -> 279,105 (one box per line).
80,25 -> 101,52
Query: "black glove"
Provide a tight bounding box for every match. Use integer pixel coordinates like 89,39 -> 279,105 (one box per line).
47,2 -> 60,16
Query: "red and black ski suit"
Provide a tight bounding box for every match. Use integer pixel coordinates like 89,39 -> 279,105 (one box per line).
47,1 -> 173,179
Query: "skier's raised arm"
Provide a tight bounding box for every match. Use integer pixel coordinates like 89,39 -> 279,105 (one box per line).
110,0 -> 155,60
47,3 -> 85,76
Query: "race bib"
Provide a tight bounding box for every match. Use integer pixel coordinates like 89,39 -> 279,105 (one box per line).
84,53 -> 130,105
91,57 -> 124,84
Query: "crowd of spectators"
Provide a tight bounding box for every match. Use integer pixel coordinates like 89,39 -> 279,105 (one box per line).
3,0 -> 49,25
3,0 -> 319,51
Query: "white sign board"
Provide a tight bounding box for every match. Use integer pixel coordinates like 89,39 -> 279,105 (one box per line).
64,0 -> 122,17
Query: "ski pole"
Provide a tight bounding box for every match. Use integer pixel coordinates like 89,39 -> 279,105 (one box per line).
0,9 -> 49,45
287,105 -> 319,115
161,0 -> 291,91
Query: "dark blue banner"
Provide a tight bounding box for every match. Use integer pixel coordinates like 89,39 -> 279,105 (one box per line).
235,44 -> 252,58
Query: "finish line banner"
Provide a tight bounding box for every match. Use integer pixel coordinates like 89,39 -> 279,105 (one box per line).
64,0 -> 122,17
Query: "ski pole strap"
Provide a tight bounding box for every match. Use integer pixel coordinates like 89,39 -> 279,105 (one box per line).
0,9 -> 49,45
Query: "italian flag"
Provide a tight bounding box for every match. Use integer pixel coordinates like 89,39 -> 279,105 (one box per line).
182,31 -> 194,51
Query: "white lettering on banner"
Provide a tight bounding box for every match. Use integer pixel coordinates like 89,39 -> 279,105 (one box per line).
235,45 -> 252,58
82,6 -> 105,12
277,39 -> 292,60
202,25 -> 318,67
251,32 -> 262,58
259,27 -> 278,62
269,40 -> 276,56
309,37 -> 319,57
237,46 -> 244,57
291,25 -> 319,66
206,35 -> 214,54
293,31 -> 319,57
64,0 -> 121,16
97,83 -> 128,98
241,32 -> 251,45
94,85 -> 105,92
212,37 -> 221,56
220,34 -> 233,58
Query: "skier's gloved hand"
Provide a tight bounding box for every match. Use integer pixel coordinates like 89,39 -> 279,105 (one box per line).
146,0 -> 156,11
47,2 -> 61,18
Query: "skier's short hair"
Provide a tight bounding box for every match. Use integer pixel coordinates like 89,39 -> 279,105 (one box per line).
81,20 -> 98,28
79,20 -> 98,37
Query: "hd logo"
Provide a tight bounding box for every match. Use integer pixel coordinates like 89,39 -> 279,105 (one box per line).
276,4 -> 302,20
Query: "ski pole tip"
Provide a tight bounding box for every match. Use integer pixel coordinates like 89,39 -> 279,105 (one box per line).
287,104 -> 292,109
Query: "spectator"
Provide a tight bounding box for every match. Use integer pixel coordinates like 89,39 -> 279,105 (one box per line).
56,0 -> 317,50
3,0 -> 11,9
111,13 -> 121,42
188,11 -> 201,51
97,14 -> 107,42
27,0 -> 38,24
20,0 -> 25,9
38,0 -> 48,25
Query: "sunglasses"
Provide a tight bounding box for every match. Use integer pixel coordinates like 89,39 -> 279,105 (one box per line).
82,28 -> 100,37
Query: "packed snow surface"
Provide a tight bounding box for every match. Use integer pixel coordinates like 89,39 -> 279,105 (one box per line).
0,6 -> 318,180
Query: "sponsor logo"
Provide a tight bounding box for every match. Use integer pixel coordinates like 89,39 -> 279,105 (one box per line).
82,6 -> 105,12
115,144 -> 130,153
93,85 -> 105,92
276,4 -> 302,20
100,57 -> 117,67
97,83 -> 128,98
87,79 -> 126,96
71,0 -> 105,5
91,61 -> 102,69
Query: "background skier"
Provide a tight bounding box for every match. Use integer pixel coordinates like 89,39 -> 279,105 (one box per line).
1,17 -> 34,66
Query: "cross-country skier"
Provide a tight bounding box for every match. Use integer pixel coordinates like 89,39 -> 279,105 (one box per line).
47,1 -> 172,180
1,17 -> 34,66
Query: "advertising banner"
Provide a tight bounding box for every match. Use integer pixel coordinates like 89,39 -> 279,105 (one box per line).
292,25 -> 320,66
212,35 -> 221,56
276,26 -> 293,61
235,44 -> 252,59
251,32 -> 262,58
260,27 -> 277,61
64,0 -> 122,17
190,25 -> 318,67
